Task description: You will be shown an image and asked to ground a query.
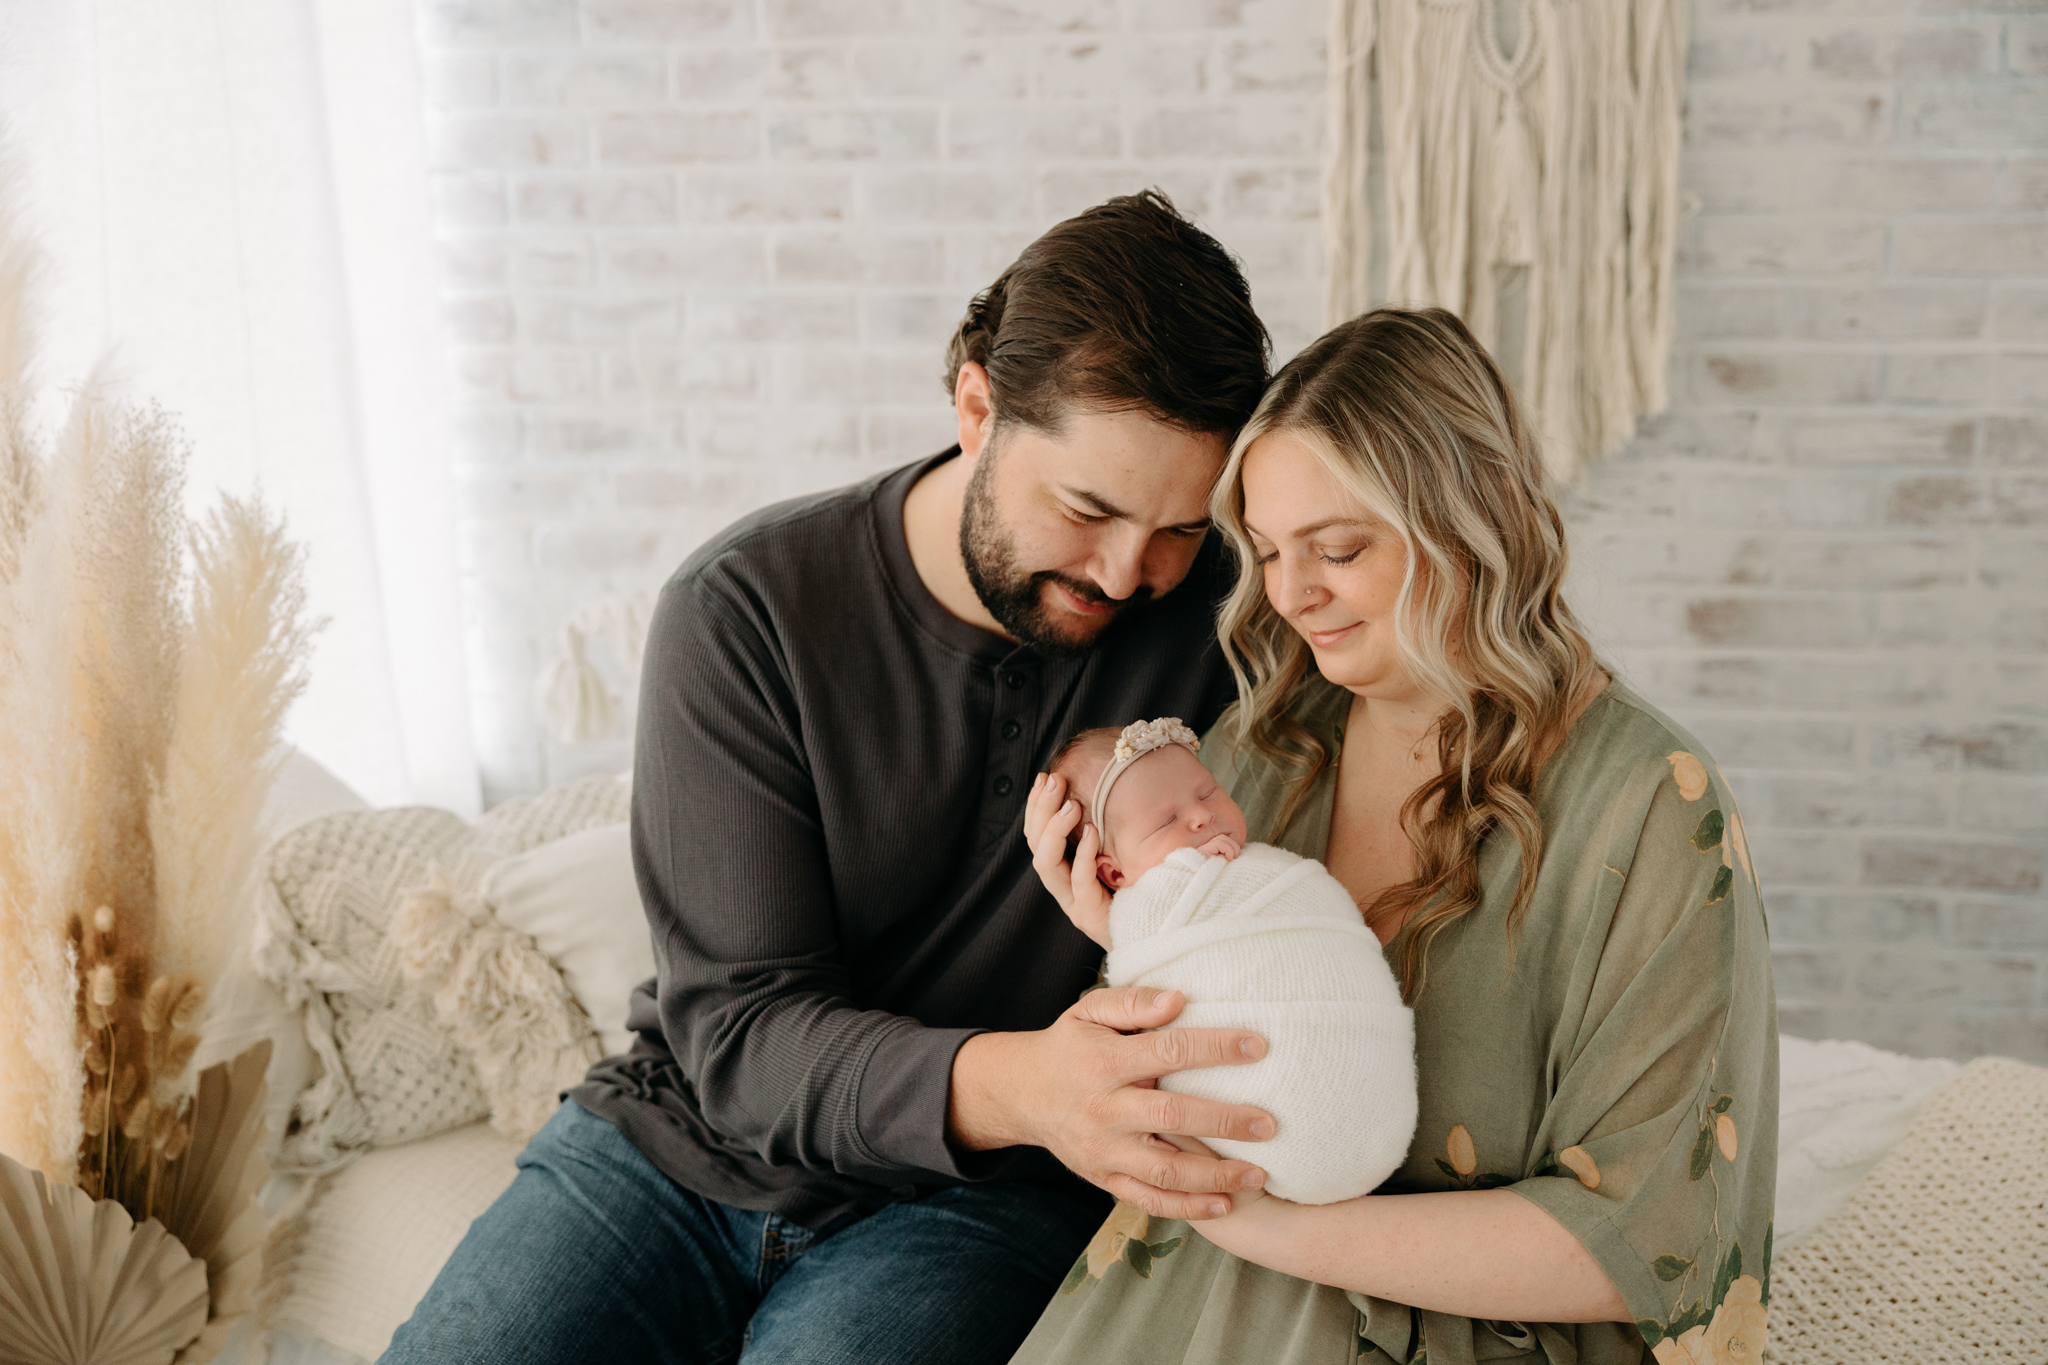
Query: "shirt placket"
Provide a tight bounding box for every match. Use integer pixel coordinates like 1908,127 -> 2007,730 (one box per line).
980,652 -> 1039,847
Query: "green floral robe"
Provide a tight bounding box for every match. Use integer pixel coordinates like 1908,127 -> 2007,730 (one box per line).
1012,680 -> 1778,1365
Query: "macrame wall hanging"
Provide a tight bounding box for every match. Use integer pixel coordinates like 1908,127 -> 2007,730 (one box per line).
1322,0 -> 1688,479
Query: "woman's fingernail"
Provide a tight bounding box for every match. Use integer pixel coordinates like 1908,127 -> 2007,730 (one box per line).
1208,1201 -> 1230,1218
1250,1118 -> 1275,1140
1241,1169 -> 1265,1189
1240,1037 -> 1266,1059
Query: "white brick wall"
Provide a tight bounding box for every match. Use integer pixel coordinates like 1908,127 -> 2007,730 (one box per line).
418,0 -> 2047,1061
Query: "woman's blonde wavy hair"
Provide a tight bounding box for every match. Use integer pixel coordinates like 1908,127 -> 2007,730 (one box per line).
1209,307 -> 1605,1000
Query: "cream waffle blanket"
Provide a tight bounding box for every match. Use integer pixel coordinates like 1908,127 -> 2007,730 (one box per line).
1105,844 -> 1417,1204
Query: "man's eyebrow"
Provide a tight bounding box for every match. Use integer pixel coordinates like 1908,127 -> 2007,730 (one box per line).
1060,485 -> 1210,532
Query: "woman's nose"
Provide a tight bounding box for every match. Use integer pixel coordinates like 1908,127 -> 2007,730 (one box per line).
1273,556 -> 1325,616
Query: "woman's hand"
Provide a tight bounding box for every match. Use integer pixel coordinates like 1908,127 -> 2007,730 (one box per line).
1024,772 -> 1114,949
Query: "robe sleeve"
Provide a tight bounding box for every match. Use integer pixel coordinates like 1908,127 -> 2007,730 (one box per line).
1503,747 -> 1779,1358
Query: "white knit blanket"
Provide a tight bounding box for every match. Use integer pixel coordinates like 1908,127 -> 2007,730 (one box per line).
1104,844 -> 1417,1205
1767,1055 -> 2048,1363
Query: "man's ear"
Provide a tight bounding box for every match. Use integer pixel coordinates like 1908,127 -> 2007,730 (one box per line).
954,361 -> 996,459
1095,853 -> 1126,891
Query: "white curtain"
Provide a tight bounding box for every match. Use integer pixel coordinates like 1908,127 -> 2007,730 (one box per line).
0,0 -> 478,814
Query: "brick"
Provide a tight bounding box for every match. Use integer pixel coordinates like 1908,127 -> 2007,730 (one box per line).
1990,288 -> 2048,344
432,173 -> 509,227
421,0 -> 577,46
1951,897 -> 2048,948
515,174 -> 677,225
1851,946 -> 2039,1002
1774,773 -> 1950,827
1770,656 -> 1954,709
452,349 -> 597,403
599,235 -> 762,285
1675,284 -> 1784,340
1999,354 -> 2048,408
1125,0 -> 1302,26
860,291 -> 962,345
673,50 -> 771,102
689,405 -> 859,460
1682,149 -> 1998,213
445,296 -> 516,344
1688,714 -> 1859,767
1949,1013 -> 2048,1067
1992,474 -> 2048,524
863,408 -> 966,463
1621,411 -> 1779,462
1771,945 -> 1849,1002
944,228 -> 1040,286
848,43 -> 1030,100
1768,889 -> 1943,942
1883,473 -> 1987,524
501,54 -> 668,107
947,105 -> 1121,160
1651,655 -> 1775,707
610,465 -> 771,512
776,350 -> 943,405
1995,599 -> 2048,650
525,414 -> 649,458
1792,285 -> 1987,341
599,112 -> 758,165
535,524 -> 663,573
457,468 -> 588,515
682,170 -> 852,223
1779,535 -> 1966,589
1887,353 -> 2004,406
1979,661 -> 2048,715
1131,101 -> 1317,159
431,115 -> 588,170
1893,217 -> 2048,275
1903,84 -> 2048,148
515,240 -> 595,286
1785,412 -> 1973,465
1749,827 -> 1864,883
1691,351 -> 1881,405
1873,589 -> 1981,646
1035,167 -> 1217,220
1685,594 -> 1871,646
1978,534 -> 2048,586
2016,18 -> 2048,75
1685,88 -> 1893,147
959,0 -> 1118,31
859,169 -> 1031,222
441,238 -> 509,288
764,0 -> 942,37
425,54 -> 498,110
1870,721 -> 2048,772
1685,215 -> 1885,276
1034,38 -> 1206,99
584,0 -> 753,40
1218,34 -> 1324,92
521,297 -> 679,345
772,234 -> 943,285
1959,777 -> 2048,835
762,108 -> 937,162
2008,155 -> 2048,207
685,292 -> 858,344
1805,20 -> 1996,78
1219,168 -> 1320,220
603,350 -> 765,400
1574,530 -> 1775,587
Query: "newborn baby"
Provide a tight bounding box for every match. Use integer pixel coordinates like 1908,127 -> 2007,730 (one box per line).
1046,718 -> 1417,1205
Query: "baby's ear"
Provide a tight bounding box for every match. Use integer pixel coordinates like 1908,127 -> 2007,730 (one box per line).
1095,854 -> 1126,891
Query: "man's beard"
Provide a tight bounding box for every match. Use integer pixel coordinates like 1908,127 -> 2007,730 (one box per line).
958,449 -> 1151,657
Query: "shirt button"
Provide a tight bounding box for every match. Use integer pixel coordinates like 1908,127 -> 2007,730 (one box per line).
1004,671 -> 1026,690
994,775 -> 1015,796
1001,719 -> 1021,740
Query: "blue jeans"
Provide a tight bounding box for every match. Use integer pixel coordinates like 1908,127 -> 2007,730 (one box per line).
379,1099 -> 1103,1365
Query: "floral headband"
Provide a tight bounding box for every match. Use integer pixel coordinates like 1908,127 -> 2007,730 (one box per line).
1088,717 -> 1200,860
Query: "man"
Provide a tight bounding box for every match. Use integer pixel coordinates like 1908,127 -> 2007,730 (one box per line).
382,192 -> 1278,1365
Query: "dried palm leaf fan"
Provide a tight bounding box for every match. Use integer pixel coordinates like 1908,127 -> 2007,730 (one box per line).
0,125 -> 317,1364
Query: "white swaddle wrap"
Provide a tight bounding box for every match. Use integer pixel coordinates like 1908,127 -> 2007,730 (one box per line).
1105,843 -> 1418,1205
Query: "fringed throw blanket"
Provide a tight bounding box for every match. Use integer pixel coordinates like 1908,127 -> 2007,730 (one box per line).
1322,0 -> 1688,477
1767,1056 -> 2048,1363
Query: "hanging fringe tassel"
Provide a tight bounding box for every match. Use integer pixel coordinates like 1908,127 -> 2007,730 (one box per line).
1488,91 -> 1540,268
535,624 -> 616,745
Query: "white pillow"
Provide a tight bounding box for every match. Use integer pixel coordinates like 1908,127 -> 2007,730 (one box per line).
479,823 -> 653,1059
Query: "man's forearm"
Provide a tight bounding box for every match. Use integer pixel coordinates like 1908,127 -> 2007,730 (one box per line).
946,1031 -> 1036,1151
1193,1188 -> 1631,1324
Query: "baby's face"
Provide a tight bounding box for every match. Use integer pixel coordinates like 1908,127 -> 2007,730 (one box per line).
1098,745 -> 1249,889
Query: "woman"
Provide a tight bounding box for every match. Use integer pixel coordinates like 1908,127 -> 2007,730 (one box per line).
1017,309 -> 1776,1365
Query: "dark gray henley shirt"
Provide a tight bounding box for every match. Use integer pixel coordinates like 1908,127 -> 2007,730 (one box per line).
570,449 -> 1238,1231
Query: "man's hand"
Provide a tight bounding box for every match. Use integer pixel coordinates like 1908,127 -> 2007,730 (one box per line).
948,986 -> 1274,1220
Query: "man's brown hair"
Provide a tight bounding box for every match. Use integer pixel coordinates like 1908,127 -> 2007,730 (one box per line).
943,190 -> 1270,438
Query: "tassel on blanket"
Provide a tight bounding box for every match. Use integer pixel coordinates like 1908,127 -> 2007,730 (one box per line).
389,872 -> 599,1142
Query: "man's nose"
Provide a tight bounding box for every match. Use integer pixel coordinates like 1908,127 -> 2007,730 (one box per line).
1090,530 -> 1148,601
